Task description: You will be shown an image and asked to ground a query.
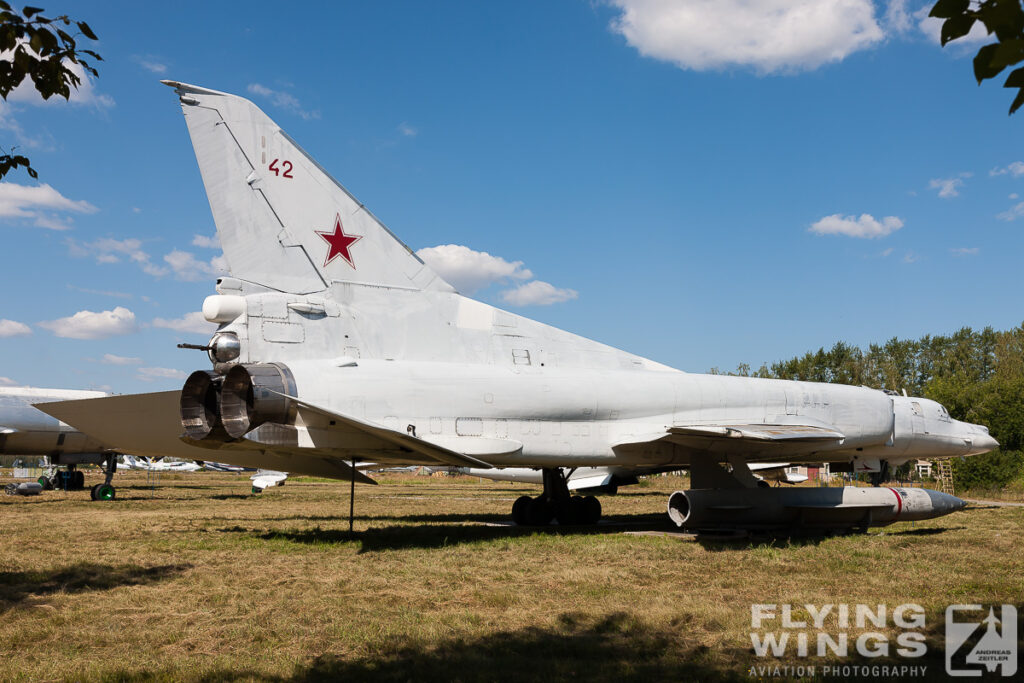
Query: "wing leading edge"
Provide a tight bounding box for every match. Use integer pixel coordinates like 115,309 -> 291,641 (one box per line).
614,423 -> 846,460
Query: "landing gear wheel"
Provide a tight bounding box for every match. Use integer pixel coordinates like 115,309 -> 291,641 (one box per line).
38,475 -> 53,490
556,496 -> 586,525
525,496 -> 553,526
73,470 -> 85,490
511,495 -> 532,525
582,495 -> 602,525
90,483 -> 100,500
94,483 -> 115,501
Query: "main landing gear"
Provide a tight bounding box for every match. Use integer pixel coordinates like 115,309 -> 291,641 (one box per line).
511,468 -> 602,526
89,454 -> 118,501
36,453 -> 118,500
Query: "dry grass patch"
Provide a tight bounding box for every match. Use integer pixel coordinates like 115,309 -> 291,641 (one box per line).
0,471 -> 1020,681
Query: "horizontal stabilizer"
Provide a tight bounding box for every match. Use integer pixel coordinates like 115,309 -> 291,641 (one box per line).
38,392 -> 377,483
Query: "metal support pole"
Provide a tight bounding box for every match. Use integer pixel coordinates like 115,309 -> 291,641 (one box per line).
349,458 -> 356,536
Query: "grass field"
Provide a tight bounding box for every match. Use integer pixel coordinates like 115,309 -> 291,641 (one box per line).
1,471 -> 1021,682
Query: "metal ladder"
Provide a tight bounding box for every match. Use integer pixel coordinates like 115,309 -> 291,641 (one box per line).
936,460 -> 955,495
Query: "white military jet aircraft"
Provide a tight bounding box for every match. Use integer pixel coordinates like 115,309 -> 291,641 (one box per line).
0,387 -> 120,499
40,82 -> 998,533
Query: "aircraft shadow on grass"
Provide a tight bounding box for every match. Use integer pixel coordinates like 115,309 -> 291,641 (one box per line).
215,512 -> 672,552
108,611 -> 755,682
0,562 -> 191,612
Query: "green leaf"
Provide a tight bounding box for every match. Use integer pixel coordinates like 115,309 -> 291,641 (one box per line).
930,0 -> 970,20
942,15 -> 978,45
1005,65 -> 1024,88
1009,87 -> 1024,114
977,0 -> 1024,41
76,21 -> 97,41
974,43 -> 1005,82
989,38 -> 1024,69
21,6 -> 43,18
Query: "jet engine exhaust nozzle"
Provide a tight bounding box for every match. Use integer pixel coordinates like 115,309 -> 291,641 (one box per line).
180,370 -> 225,440
220,363 -> 297,439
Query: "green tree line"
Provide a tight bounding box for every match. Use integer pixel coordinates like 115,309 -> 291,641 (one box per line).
712,323 -> 1024,491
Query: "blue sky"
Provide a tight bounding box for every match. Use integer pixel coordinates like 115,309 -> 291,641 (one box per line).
0,0 -> 1021,393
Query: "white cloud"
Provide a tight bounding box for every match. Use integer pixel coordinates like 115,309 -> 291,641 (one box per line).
132,55 -> 168,74
152,311 -> 215,335
398,122 -> 417,137
38,306 -> 137,340
417,244 -> 533,293
915,5 -> 991,45
163,249 -> 228,281
902,251 -> 919,264
0,376 -> 19,386
997,202 -> 1024,221
67,239 -> 226,281
809,213 -> 904,238
192,234 -> 220,248
608,0 -> 884,74
880,247 -> 894,257
246,83 -> 320,120
0,318 -> 31,337
500,280 -> 578,307
950,247 -> 979,256
990,161 -> 1024,177
67,237 -> 169,277
0,182 -> 98,229
929,173 -> 971,198
136,367 -> 187,382
1011,193 -> 1020,200
883,0 -> 913,34
101,353 -> 143,365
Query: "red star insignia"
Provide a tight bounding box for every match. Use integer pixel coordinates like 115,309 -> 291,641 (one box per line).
316,214 -> 362,269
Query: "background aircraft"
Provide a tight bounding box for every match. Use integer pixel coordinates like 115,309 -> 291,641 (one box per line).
40,82 -> 996,533
1,387 -> 119,500
1,387 -> 278,499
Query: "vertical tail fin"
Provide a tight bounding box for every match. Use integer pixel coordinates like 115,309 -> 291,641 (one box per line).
163,81 -> 452,295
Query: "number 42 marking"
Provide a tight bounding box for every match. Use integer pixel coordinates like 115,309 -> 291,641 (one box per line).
268,158 -> 293,178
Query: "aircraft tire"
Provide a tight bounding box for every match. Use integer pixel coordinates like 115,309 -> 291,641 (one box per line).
38,476 -> 53,491
526,496 -> 553,526
557,496 -> 586,525
511,495 -> 532,525
95,484 -> 115,501
74,470 -> 85,490
90,483 -> 100,500
582,496 -> 601,525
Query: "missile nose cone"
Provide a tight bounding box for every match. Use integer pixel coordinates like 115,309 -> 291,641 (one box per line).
924,489 -> 966,515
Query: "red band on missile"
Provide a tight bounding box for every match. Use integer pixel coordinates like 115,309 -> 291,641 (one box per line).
886,487 -> 902,517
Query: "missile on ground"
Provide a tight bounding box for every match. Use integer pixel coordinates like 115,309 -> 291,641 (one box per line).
667,486 -> 966,533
